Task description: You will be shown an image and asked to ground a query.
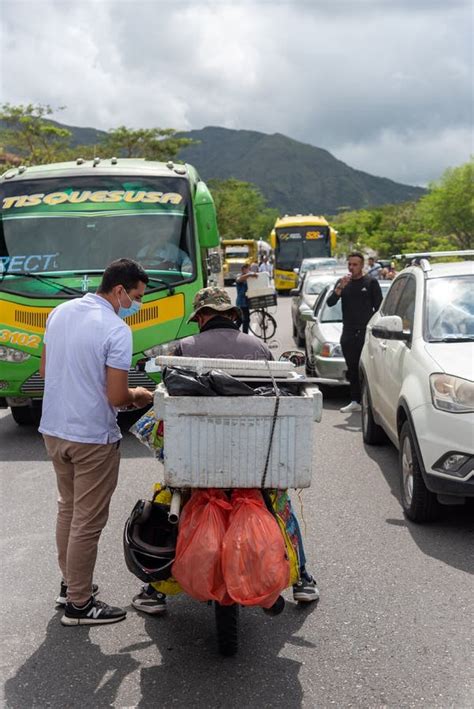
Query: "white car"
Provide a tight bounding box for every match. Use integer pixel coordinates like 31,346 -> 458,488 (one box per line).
359,257 -> 474,522
303,279 -> 391,385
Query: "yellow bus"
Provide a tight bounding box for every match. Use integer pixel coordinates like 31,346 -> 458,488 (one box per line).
269,215 -> 337,292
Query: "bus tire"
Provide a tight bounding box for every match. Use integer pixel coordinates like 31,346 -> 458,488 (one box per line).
11,406 -> 38,426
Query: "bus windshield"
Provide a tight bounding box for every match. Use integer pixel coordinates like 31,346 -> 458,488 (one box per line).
225,246 -> 249,258
0,175 -> 195,296
275,226 -> 330,271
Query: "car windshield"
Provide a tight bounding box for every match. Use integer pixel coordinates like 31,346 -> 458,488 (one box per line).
304,276 -> 335,295
318,280 -> 391,322
225,246 -> 249,258
0,175 -> 194,296
425,274 -> 474,341
301,258 -> 338,275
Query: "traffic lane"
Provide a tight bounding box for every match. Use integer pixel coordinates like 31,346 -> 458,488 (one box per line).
1,293 -> 473,708
0,406 -> 313,709
276,292 -> 474,703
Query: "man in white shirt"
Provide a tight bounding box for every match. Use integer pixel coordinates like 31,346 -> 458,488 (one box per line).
39,258 -> 153,626
258,255 -> 273,277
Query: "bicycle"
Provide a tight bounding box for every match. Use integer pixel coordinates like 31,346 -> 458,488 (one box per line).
248,293 -> 278,342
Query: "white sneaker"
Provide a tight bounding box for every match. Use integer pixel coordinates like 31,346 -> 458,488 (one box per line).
340,401 -> 362,413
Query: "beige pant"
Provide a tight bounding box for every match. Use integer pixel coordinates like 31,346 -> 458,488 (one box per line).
43,435 -> 120,605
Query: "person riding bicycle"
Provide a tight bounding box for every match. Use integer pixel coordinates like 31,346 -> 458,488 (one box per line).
132,286 -> 320,615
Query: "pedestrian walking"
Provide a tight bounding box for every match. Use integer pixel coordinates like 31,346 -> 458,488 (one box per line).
327,252 -> 383,413
39,258 -> 153,626
235,263 -> 258,333
258,254 -> 273,277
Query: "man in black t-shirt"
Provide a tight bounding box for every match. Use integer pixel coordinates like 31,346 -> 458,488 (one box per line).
327,252 -> 383,412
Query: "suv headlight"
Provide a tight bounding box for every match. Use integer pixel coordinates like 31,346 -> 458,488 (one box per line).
144,341 -> 178,358
430,373 -> 474,413
0,346 -> 31,363
320,342 -> 343,358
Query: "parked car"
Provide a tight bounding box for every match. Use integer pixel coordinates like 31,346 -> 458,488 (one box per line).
296,257 -> 339,283
359,256 -> 474,522
290,270 -> 345,346
303,279 -> 391,383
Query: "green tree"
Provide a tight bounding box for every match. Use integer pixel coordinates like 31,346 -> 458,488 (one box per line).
416,160 -> 474,249
0,103 -> 74,165
100,126 -> 195,161
208,178 -> 278,241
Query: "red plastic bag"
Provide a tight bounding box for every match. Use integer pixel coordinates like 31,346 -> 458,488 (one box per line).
172,489 -> 232,604
222,489 -> 290,608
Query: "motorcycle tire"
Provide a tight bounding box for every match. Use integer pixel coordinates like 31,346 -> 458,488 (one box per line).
214,602 -> 239,657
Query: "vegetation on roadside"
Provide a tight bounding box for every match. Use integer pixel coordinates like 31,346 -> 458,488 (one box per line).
1,103 -> 471,252
331,159 -> 473,258
0,103 -> 194,166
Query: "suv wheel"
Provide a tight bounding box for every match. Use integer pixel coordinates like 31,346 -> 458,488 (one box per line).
361,379 -> 387,445
399,421 -> 440,523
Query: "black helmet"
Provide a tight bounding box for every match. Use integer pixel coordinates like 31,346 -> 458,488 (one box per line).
123,499 -> 177,583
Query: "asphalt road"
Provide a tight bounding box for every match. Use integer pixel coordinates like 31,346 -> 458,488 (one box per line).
1,294 -> 473,709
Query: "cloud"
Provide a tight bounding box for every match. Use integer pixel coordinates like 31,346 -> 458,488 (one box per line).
1,0 -> 472,185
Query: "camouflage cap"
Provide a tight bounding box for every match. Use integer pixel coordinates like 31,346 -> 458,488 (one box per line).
187,286 -> 241,323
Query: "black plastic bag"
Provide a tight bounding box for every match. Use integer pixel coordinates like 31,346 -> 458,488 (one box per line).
162,366 -> 215,396
253,386 -> 294,397
206,370 -> 255,396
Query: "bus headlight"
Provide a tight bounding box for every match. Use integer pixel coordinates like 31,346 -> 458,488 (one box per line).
0,346 -> 31,363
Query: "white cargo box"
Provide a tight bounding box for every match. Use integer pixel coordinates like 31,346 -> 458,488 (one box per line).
152,357 -> 322,488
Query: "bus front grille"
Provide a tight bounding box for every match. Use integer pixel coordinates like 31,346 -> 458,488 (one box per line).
15,310 -> 50,329
21,369 -> 157,395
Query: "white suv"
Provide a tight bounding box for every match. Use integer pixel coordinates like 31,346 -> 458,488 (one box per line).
359,256 -> 474,522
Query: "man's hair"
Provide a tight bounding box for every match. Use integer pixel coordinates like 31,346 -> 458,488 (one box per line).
348,251 -> 365,263
98,259 -> 149,293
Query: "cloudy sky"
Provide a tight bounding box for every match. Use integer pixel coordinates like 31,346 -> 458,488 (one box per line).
1,0 -> 472,185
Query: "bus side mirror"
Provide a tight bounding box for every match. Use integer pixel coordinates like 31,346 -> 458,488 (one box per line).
207,252 -> 222,274
195,181 -> 219,248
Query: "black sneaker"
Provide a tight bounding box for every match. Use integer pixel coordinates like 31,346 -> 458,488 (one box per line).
61,597 -> 127,626
293,575 -> 320,603
56,581 -> 99,606
132,586 -> 167,615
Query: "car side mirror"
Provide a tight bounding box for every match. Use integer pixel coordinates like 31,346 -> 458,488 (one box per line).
279,350 -> 306,367
300,309 -> 315,322
372,315 -> 411,341
290,288 -> 300,297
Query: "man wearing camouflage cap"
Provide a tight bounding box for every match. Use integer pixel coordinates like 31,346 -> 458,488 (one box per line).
132,285 -> 320,615
172,285 -> 273,360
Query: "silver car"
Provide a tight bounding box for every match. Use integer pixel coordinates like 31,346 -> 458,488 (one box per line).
303,280 -> 391,384
290,270 -> 346,346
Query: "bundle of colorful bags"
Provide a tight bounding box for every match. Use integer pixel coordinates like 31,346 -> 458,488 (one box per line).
171,488 -> 296,608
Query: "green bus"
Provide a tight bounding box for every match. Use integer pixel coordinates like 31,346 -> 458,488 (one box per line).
0,158 -> 219,424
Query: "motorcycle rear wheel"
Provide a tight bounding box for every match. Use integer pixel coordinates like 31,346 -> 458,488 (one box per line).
214,602 -> 239,657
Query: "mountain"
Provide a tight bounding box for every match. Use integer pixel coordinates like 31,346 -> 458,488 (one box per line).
2,119 -> 425,213
178,126 -> 425,214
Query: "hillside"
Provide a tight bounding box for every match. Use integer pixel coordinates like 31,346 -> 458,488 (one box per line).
178,127 -> 425,214
3,120 -> 425,213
